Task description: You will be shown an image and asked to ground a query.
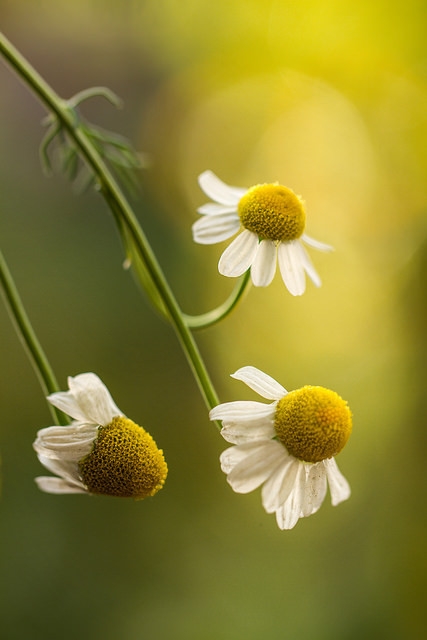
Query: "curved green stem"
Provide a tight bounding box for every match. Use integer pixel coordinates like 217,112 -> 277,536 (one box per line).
0,32 -> 220,412
0,250 -> 68,425
68,86 -> 123,109
184,271 -> 251,329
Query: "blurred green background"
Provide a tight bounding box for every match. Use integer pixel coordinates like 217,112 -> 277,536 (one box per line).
1,1 -> 426,638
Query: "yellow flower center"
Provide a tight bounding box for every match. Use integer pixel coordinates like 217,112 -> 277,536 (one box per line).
78,416 -> 168,498
237,183 -> 306,242
274,386 -> 352,463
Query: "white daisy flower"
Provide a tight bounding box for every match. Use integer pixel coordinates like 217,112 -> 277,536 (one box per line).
210,366 -> 352,530
192,170 -> 333,295
33,373 -> 168,498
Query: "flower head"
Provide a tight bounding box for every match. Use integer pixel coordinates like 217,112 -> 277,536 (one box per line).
33,373 -> 168,498
193,171 -> 333,296
210,366 -> 352,530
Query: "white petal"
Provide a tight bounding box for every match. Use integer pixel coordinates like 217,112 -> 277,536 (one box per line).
198,170 -> 246,205
275,462 -> 306,530
301,233 -> 334,252
226,441 -> 284,493
250,240 -> 277,287
36,454 -> 84,486
277,241 -> 306,296
197,203 -> 237,215
300,462 -> 328,517
49,373 -> 122,426
219,441 -> 267,474
220,418 -> 275,443
34,439 -> 95,462
220,444 -> 249,474
192,213 -> 240,244
220,421 -> 275,445
46,391 -> 89,423
218,230 -> 259,277
210,400 -> 275,424
324,458 -> 351,506
231,366 -> 287,400
297,242 -> 322,288
33,423 -> 97,461
35,476 -> 87,494
261,454 -> 300,513
34,422 -> 97,445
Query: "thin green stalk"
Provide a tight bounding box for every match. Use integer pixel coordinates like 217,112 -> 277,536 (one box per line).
184,271 -> 251,329
0,250 -> 68,425
0,32 -> 220,411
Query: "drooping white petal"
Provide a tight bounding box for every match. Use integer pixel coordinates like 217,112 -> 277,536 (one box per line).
198,170 -> 247,205
34,437 -> 95,462
33,423 -> 97,461
220,420 -> 275,445
324,458 -> 351,506
46,391 -> 90,423
277,241 -> 306,296
218,230 -> 259,277
275,462 -> 306,530
220,441 -> 267,474
35,423 -> 96,441
35,454 -> 85,487
261,454 -> 300,513
231,366 -> 287,400
301,233 -> 334,252
35,476 -> 87,494
250,240 -> 277,287
210,400 -> 275,424
48,373 -> 122,426
226,441 -> 284,494
300,462 -> 328,517
192,212 -> 240,244
197,203 -> 238,215
220,418 -> 275,442
297,242 -> 322,288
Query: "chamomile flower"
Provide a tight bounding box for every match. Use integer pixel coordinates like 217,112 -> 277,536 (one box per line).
210,366 -> 351,530
33,373 -> 167,498
193,171 -> 333,295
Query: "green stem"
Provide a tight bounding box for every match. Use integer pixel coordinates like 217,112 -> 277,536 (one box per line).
0,32 -> 220,412
184,271 -> 251,329
0,250 -> 68,425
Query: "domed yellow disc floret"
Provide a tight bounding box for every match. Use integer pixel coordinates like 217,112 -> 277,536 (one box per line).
274,386 -> 352,463
78,416 -> 168,499
237,183 -> 306,242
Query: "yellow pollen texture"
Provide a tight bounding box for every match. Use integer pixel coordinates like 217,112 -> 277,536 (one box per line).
274,386 -> 352,463
237,183 -> 306,242
78,416 -> 168,499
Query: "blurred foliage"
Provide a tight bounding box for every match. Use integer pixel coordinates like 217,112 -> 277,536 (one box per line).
1,1 -> 427,639
40,86 -> 145,194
